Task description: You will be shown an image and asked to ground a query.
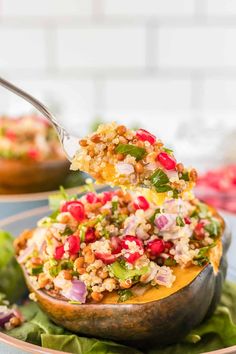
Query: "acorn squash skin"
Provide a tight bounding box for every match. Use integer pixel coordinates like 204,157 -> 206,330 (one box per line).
22,226 -> 231,347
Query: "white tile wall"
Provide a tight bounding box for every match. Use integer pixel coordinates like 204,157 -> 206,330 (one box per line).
0,78 -> 95,135
0,28 -> 46,70
203,79 -> 236,111
104,0 -> 195,16
104,79 -> 192,112
1,0 -> 92,17
206,0 -> 236,16
158,27 -> 236,68
0,0 -> 236,141
56,27 -> 146,69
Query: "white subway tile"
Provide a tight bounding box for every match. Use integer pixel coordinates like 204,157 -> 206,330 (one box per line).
104,79 -> 192,112
206,0 -> 236,16
203,79 -> 236,111
104,0 -> 195,16
56,27 -> 146,69
158,27 -> 236,68
0,78 -> 95,136
0,28 -> 46,69
1,0 -> 92,17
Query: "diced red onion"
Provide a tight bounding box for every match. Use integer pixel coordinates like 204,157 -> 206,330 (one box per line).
61,280 -> 87,304
116,163 -> 134,175
155,267 -> 175,288
0,309 -> 15,327
146,163 -> 157,171
166,170 -> 179,180
155,215 -> 169,230
132,284 -> 151,297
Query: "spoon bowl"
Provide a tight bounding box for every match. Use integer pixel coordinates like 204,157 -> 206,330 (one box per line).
0,76 -> 78,161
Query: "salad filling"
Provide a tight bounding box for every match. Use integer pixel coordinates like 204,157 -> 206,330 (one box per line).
15,189 -> 223,304
71,122 -> 197,200
0,115 -> 65,161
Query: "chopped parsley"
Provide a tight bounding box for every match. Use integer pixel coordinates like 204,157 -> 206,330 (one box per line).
117,289 -> 133,303
115,144 -> 146,161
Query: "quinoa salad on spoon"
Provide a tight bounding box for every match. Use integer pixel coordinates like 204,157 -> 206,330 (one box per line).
15,123 -> 223,305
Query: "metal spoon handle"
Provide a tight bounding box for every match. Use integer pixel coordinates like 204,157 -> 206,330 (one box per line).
0,76 -> 67,140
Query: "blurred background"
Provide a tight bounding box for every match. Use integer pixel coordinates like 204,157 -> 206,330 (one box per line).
1,0 -> 236,208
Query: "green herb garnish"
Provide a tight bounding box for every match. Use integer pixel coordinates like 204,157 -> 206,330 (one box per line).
163,147 -> 173,154
149,208 -> 161,224
115,144 -> 146,161
109,261 -> 148,281
204,220 -> 220,237
31,265 -> 43,275
164,257 -> 177,266
176,216 -> 185,227
112,200 -> 118,213
117,289 -> 133,303
150,168 -> 172,193
180,171 -> 190,181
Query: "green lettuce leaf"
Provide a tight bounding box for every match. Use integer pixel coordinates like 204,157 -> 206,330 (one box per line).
42,334 -> 141,354
0,230 -> 26,303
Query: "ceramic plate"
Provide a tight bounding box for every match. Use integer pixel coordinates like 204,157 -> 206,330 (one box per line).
0,207 -> 235,354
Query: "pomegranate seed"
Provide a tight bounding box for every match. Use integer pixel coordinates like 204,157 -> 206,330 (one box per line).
136,129 -> 156,145
67,235 -> 80,255
102,191 -> 114,204
85,228 -> 96,243
54,245 -> 65,260
147,239 -> 165,256
164,241 -> 173,251
125,252 -> 141,264
121,235 -> 144,264
61,201 -> 86,221
5,129 -> 16,141
27,148 -> 40,160
184,216 -> 191,225
121,235 -> 143,249
95,252 -> 117,265
194,222 -> 205,240
157,152 -> 176,170
86,192 -> 100,204
133,196 -> 149,211
110,236 -> 122,254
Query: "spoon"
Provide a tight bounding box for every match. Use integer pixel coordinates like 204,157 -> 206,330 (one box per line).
0,76 -> 78,161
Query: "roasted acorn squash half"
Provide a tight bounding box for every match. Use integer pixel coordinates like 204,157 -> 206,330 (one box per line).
16,212 -> 230,347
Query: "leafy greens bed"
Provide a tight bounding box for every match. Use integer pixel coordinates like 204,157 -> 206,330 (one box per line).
0,229 -> 236,354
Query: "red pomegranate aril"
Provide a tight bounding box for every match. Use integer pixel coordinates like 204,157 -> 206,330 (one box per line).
194,222 -> 205,240
27,148 -> 40,160
125,252 -> 141,264
184,216 -> 191,225
95,252 -> 117,265
133,196 -> 149,211
111,236 -> 122,254
54,245 -> 65,260
147,239 -> 165,256
85,228 -> 96,243
61,201 -> 86,221
157,152 -> 176,170
5,129 -> 16,141
136,129 -> 156,145
67,235 -> 80,255
102,191 -> 114,204
121,235 -> 143,250
164,241 -> 173,251
86,192 -> 100,204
